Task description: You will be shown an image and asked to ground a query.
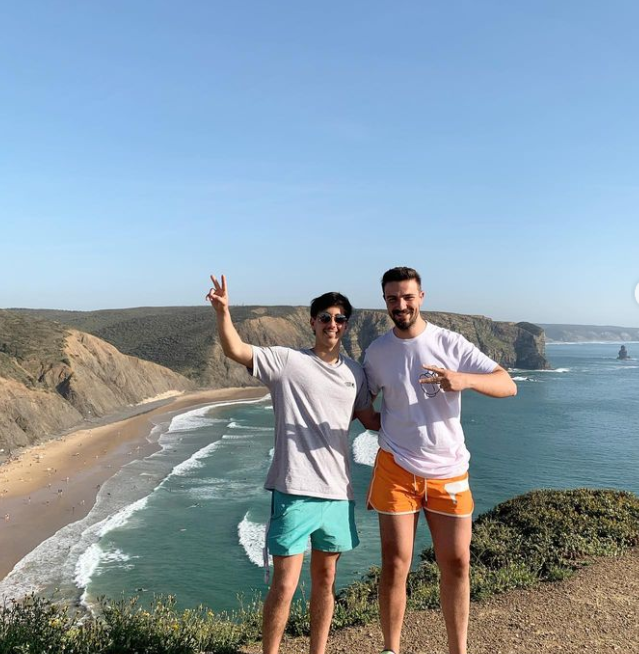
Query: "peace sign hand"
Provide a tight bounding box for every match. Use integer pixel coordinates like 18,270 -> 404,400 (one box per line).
206,274 -> 229,313
421,365 -> 469,393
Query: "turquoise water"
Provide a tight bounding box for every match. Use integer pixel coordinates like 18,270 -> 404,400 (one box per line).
2,343 -> 637,613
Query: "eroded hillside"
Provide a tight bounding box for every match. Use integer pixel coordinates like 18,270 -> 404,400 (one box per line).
0,310 -> 193,451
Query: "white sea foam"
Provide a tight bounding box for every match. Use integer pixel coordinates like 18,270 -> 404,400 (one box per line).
268,447 -> 275,459
238,513 -> 270,567
74,544 -> 103,590
75,546 -> 134,590
510,367 -> 570,374
0,394 -> 272,606
0,443 -> 210,603
187,479 -> 260,500
352,431 -> 379,467
512,376 -> 529,381
228,422 -> 272,432
0,495 -> 149,604
100,548 -> 133,564
165,441 -> 223,477
164,396 -> 271,435
167,406 -> 227,434
95,496 -> 150,535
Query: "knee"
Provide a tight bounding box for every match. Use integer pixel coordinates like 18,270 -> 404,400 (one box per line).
311,565 -> 337,593
269,575 -> 299,601
437,552 -> 470,579
381,551 -> 412,581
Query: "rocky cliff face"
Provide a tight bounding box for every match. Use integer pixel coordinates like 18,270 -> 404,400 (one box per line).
200,308 -> 549,387
2,306 -> 549,451
11,306 -> 550,389
0,311 -> 193,452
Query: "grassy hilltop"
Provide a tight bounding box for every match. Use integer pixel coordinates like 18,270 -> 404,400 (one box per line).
1,488 -> 637,653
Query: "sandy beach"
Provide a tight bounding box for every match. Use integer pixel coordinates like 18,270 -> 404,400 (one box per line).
0,387 -> 267,581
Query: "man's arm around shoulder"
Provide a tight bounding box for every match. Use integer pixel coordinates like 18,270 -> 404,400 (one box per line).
354,405 -> 381,432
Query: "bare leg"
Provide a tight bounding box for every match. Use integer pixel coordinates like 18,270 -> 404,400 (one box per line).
425,512 -> 472,654
378,512 -> 419,654
309,550 -> 340,654
262,554 -> 304,654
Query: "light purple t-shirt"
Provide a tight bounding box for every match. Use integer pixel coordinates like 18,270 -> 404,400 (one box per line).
252,346 -> 371,500
364,323 -> 498,478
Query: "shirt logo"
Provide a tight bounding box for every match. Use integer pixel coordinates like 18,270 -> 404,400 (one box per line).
419,371 -> 440,398
345,381 -> 355,388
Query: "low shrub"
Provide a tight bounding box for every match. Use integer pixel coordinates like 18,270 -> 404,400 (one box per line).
1,489 -> 637,652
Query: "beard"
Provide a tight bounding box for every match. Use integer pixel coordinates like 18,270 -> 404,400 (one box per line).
390,308 -> 419,331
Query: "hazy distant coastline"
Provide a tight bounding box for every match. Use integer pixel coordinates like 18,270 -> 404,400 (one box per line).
540,323 -> 639,343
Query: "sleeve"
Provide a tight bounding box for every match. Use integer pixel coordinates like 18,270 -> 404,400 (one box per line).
251,346 -> 290,384
455,335 -> 499,374
363,347 -> 381,396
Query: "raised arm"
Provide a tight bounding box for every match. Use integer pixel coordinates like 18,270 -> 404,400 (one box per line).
206,274 -> 253,368
421,365 -> 517,398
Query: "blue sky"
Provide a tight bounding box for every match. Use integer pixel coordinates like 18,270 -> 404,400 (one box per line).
2,1 -> 638,326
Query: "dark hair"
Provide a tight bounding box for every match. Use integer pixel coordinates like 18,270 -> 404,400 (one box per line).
310,292 -> 353,319
381,267 -> 422,293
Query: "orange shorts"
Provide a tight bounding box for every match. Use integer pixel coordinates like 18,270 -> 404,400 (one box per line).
367,449 -> 474,518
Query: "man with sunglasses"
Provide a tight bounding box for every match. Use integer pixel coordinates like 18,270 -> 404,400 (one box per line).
207,274 -> 378,654
363,266 -> 517,654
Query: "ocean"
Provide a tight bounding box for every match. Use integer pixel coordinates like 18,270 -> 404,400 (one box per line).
1,343 -> 638,614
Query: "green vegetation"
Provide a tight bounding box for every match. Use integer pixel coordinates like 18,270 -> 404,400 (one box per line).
0,310 -> 68,387
2,489 -> 637,653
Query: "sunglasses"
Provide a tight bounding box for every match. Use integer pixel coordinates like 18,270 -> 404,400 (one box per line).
316,312 -> 348,325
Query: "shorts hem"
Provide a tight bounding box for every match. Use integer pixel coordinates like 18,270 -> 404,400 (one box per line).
314,544 -> 357,553
369,503 -> 421,516
424,507 -> 474,518
268,548 -> 307,557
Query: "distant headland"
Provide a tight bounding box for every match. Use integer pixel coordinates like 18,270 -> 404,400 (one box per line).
539,323 -> 639,343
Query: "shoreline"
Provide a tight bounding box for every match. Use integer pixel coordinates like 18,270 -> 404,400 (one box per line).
0,386 -> 267,581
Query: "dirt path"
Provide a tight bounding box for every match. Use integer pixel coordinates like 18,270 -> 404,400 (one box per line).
246,548 -> 638,654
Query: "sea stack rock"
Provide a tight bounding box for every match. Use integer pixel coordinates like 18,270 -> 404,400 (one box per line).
617,345 -> 630,360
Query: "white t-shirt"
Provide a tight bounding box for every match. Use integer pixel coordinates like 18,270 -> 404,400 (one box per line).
252,346 -> 371,500
364,323 -> 498,479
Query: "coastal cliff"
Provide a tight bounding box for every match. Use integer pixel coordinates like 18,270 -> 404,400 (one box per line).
0,310 -> 194,452
13,305 -> 549,388
1,307 -> 548,451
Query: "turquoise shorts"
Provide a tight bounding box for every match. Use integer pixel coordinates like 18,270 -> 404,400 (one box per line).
267,490 -> 359,556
